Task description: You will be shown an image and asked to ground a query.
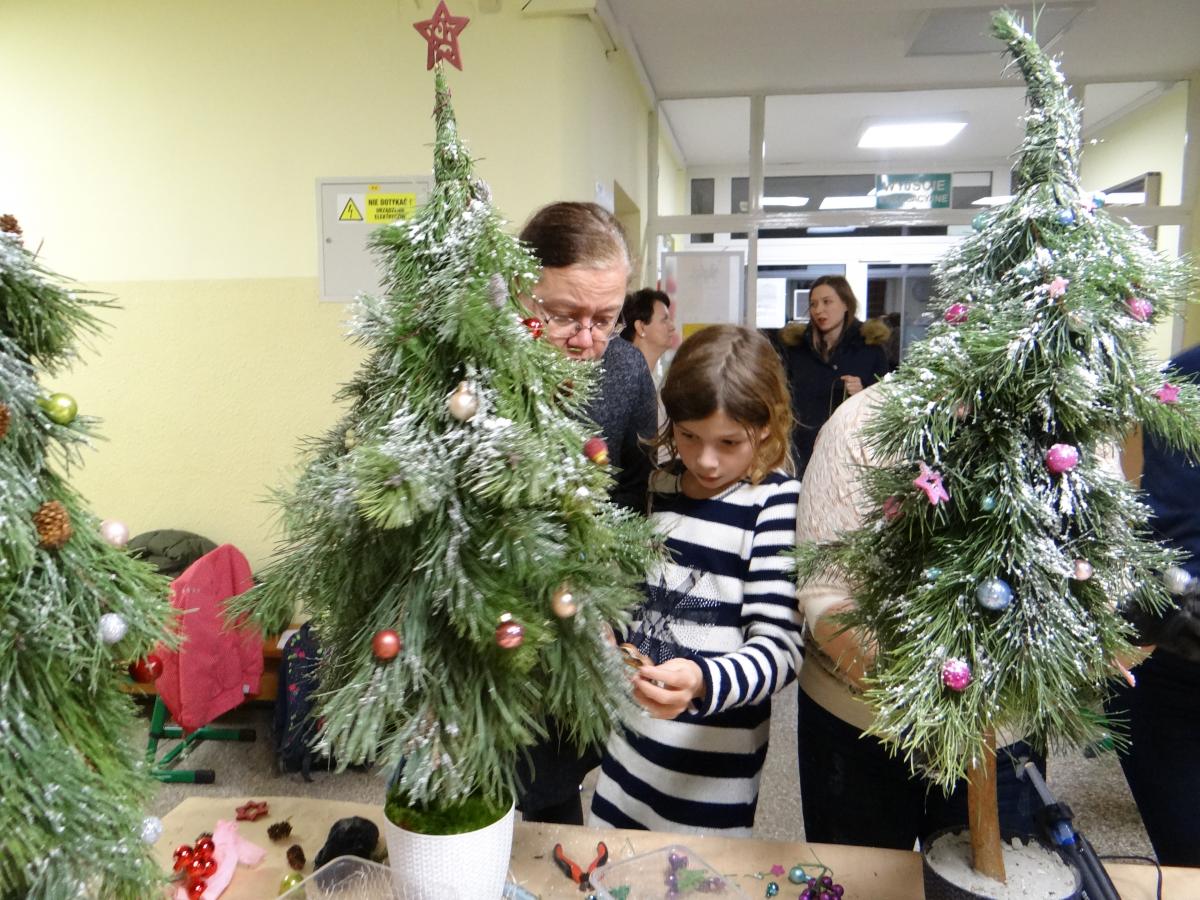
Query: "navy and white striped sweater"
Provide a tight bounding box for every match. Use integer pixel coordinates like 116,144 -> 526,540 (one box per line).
589,468 -> 802,835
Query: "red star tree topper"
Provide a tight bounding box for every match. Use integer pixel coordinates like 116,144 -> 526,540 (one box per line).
413,0 -> 470,71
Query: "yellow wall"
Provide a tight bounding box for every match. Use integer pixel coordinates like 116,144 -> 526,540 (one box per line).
0,1 -> 653,568
1080,82 -> 1189,361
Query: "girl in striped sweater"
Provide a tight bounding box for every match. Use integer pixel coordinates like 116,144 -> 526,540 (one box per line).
589,324 -> 802,836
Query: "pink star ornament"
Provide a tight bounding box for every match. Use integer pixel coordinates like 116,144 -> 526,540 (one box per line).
1155,382 -> 1180,405
913,462 -> 950,506
1047,276 -> 1069,299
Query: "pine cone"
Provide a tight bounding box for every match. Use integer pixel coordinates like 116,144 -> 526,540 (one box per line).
0,214 -> 21,236
286,844 -> 306,871
0,401 -> 10,440
267,820 -> 292,842
34,501 -> 72,549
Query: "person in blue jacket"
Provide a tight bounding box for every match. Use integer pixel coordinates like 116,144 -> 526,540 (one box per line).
1109,343 -> 1200,866
779,275 -> 889,477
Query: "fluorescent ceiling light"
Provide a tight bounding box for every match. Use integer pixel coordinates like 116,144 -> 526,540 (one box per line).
859,120 -> 966,148
807,226 -> 858,235
820,195 -> 876,210
971,195 -> 1014,206
1103,192 -> 1145,205
764,196 -> 810,207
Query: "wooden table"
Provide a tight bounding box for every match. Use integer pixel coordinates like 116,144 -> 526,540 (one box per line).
158,796 -> 1193,898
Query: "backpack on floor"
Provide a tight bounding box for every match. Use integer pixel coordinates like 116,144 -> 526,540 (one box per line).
273,622 -> 329,780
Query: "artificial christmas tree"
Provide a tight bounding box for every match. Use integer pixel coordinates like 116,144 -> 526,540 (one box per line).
796,9 -> 1200,893
232,30 -> 657,896
0,217 -> 174,899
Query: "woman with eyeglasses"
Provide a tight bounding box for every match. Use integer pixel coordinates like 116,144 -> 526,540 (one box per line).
512,201 -> 659,826
779,275 -> 890,478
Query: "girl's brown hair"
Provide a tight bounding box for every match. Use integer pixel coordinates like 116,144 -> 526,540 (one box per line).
654,324 -> 794,482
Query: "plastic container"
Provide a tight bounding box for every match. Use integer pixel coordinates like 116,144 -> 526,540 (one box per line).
277,854 -> 533,899
590,844 -> 748,899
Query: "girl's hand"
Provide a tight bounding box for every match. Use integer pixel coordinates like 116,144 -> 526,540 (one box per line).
840,374 -> 864,395
632,659 -> 705,719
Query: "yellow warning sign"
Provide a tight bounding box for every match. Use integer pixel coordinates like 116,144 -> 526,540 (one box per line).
366,193 -> 417,224
338,197 -> 364,221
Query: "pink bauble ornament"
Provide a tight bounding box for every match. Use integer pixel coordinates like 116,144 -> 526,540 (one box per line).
1127,297 -> 1153,322
1045,443 -> 1080,475
100,518 -> 130,548
1073,559 -> 1094,581
943,303 -> 969,324
942,658 -> 972,692
882,496 -> 903,521
495,613 -> 524,649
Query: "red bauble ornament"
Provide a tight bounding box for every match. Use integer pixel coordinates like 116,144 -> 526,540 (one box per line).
186,857 -> 207,881
128,654 -> 164,684
194,835 -> 215,858
372,629 -> 403,660
583,436 -> 609,465
521,316 -> 544,339
187,879 -> 207,899
199,857 -> 218,879
172,845 -> 195,872
495,613 -> 524,649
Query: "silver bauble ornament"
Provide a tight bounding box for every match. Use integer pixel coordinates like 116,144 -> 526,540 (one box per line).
98,612 -> 128,644
100,518 -> 130,548
1163,566 -> 1193,595
447,381 -> 479,421
976,577 -> 1014,611
140,815 -> 163,844
1073,559 -> 1094,581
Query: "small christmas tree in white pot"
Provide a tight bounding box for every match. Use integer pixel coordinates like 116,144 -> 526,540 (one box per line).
233,6 -> 657,897
796,9 -> 1200,898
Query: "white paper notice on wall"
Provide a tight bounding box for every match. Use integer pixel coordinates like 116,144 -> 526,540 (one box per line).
662,251 -> 745,328
756,278 -> 787,329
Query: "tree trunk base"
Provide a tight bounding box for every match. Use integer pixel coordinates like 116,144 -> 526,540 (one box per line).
922,828 -> 1081,900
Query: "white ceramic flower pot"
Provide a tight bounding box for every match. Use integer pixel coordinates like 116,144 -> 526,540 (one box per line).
384,803 -> 514,899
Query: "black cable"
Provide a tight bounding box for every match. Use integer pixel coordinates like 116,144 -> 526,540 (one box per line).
1098,855 -> 1164,900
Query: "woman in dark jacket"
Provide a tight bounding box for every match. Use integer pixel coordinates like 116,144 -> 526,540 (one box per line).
780,275 -> 889,477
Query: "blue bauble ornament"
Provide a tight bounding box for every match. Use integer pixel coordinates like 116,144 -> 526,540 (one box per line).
924,567 -> 943,583
765,882 -> 780,897
1057,207 -> 1076,225
971,212 -> 987,231
976,577 -> 1014,611
980,495 -> 997,512
788,866 -> 807,884
1092,191 -> 1107,208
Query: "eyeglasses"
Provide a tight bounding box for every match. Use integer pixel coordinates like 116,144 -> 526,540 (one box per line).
533,296 -> 623,342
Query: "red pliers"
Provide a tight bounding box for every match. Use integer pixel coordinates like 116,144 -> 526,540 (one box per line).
553,841 -> 609,891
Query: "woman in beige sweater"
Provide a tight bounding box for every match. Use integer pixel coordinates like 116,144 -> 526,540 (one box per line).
795,383 -> 1045,849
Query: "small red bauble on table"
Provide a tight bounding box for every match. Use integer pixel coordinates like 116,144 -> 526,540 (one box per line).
372,628 -> 403,661
583,436 -> 609,465
128,654 -> 164,683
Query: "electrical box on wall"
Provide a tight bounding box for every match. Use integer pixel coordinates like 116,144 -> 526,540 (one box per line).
316,176 -> 433,302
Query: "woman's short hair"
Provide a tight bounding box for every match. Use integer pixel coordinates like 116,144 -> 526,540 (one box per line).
810,274 -> 858,319
620,288 -> 671,342
654,324 -> 794,482
518,202 -> 631,271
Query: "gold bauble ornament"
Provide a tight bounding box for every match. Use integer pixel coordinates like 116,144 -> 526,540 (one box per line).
447,381 -> 479,421
551,584 -> 578,618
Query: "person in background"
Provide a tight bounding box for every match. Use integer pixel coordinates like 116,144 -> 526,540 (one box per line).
513,201 -> 658,824
1108,344 -> 1200,867
589,325 -> 801,836
620,287 -> 676,380
794,383 -> 1047,850
780,275 -> 889,477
